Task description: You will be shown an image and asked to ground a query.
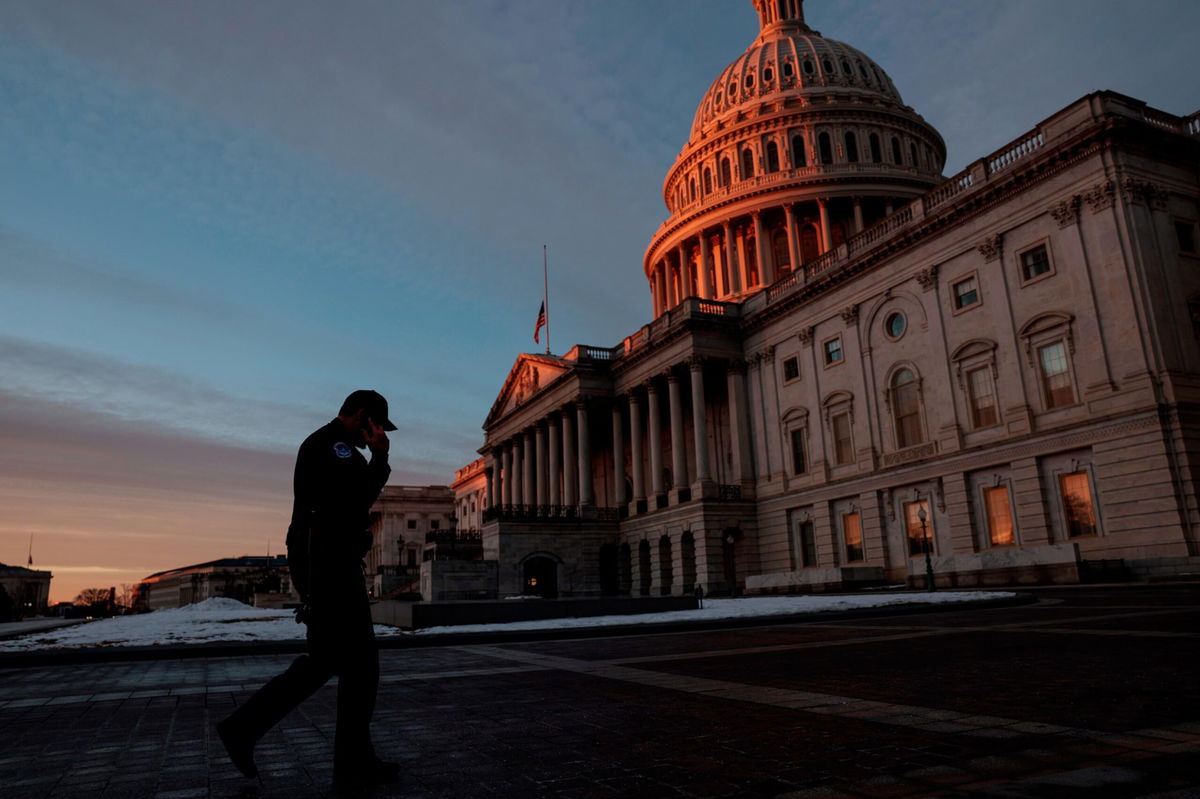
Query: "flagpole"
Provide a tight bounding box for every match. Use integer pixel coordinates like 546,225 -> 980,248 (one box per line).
543,244 -> 551,355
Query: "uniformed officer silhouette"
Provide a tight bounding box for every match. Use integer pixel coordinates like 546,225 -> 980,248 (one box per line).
217,390 -> 399,789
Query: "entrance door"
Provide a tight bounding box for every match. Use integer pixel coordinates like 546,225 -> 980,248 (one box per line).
523,556 -> 558,598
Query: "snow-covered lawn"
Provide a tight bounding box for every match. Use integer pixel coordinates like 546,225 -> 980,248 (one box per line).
0,592 -> 1014,651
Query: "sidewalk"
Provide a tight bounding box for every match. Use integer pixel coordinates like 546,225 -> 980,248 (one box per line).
0,585 -> 1196,798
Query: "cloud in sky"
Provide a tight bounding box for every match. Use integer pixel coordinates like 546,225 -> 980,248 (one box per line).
1,0 -> 1196,601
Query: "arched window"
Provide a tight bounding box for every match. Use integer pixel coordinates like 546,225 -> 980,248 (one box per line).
800,225 -> 820,261
720,157 -> 732,187
689,178 -> 696,202
891,136 -> 903,165
772,229 -> 791,274
741,148 -> 755,179
766,141 -> 780,173
703,167 -> 712,194
791,134 -> 807,167
910,142 -> 919,167
844,131 -> 859,163
869,133 -> 882,164
744,233 -> 759,286
818,132 -> 833,165
891,369 -> 923,448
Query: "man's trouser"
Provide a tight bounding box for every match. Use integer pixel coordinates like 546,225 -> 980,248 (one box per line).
223,561 -> 379,770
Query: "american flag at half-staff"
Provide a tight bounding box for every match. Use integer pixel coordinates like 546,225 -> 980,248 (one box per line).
533,300 -> 547,345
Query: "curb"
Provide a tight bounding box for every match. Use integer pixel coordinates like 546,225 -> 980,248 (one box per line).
0,591 -> 1035,669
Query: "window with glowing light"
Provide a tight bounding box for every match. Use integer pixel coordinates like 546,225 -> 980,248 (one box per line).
1060,471 -> 1097,538
904,499 -> 932,556
984,486 -> 1014,546
842,512 -> 863,562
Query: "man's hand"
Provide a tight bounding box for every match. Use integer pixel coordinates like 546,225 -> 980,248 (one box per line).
364,418 -> 390,453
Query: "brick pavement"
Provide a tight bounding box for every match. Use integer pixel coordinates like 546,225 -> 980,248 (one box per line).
0,585 -> 1197,798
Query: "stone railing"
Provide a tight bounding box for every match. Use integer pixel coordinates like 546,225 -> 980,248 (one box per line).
483,504 -> 623,523
986,130 -> 1044,175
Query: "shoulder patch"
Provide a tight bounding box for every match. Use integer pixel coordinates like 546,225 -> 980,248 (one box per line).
333,442 -> 353,459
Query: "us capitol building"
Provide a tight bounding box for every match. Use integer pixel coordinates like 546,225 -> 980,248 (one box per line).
453,0 -> 1200,598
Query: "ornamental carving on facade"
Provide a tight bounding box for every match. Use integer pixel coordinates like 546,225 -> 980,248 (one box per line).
685,356 -> 705,371
882,441 -> 938,467
841,304 -> 860,326
513,364 -> 540,406
916,265 -> 939,291
797,326 -> 814,345
1049,195 -> 1081,228
977,234 -> 1003,262
726,358 -> 749,375
1083,180 -> 1115,213
1120,175 -> 1147,204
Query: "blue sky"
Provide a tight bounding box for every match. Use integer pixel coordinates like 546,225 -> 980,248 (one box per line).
2,0 -> 1197,601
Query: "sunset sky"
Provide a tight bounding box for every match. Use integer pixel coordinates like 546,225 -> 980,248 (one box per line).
2,0 -> 1198,603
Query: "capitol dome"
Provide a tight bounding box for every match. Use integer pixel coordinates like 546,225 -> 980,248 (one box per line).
644,0 -> 947,315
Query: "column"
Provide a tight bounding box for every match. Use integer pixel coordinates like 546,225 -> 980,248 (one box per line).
727,361 -> 754,485
818,198 -> 832,254
678,243 -> 692,299
485,465 -> 495,510
784,203 -> 801,273
699,233 -> 713,299
611,404 -> 625,506
501,445 -> 512,506
689,359 -> 711,486
535,423 -> 548,509
511,439 -> 523,508
629,392 -> 645,504
853,197 -> 864,234
736,225 -> 751,291
522,429 -> 535,507
647,381 -> 664,496
562,409 -> 577,506
668,372 -> 687,492
576,400 -> 593,506
649,278 -> 658,317
548,415 -> 561,507
723,220 -> 739,294
753,210 -> 774,285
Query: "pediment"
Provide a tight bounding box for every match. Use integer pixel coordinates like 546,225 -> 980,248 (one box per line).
485,354 -> 572,427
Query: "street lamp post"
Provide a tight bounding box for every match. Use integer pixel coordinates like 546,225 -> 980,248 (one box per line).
917,506 -> 935,591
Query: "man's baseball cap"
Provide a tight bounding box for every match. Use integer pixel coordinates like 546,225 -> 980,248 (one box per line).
340,389 -> 398,431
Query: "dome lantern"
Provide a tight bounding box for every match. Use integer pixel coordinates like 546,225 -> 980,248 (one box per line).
752,0 -> 810,36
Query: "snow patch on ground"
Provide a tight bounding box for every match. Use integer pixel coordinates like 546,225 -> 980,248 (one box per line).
0,592 -> 1014,650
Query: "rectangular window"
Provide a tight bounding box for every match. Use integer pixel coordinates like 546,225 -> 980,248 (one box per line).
790,429 -> 806,475
984,486 -> 1014,546
904,500 -> 932,556
824,337 -> 843,365
842,512 -> 863,562
953,276 -> 979,310
1020,244 -> 1052,281
406,519 -> 417,530
967,366 -> 998,428
799,520 -> 816,568
783,356 -> 800,381
1177,221 -> 1197,254
406,549 -> 417,567
832,412 -> 853,465
1060,471 -> 1097,537
430,520 -> 440,530
1038,341 -> 1074,408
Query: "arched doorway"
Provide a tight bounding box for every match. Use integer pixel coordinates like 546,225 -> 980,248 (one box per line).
522,555 -> 558,598
619,543 -> 633,596
681,532 -> 697,595
659,535 -> 674,596
599,544 -> 619,596
638,540 -> 652,596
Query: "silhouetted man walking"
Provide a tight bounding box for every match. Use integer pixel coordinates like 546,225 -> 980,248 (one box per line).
218,390 -> 399,790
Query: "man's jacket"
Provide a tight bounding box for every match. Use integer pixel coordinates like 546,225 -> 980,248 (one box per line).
285,419 -> 390,600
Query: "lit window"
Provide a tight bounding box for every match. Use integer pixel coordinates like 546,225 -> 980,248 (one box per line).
832,412 -> 853,465
984,486 -> 1014,546
824,337 -> 843,365
843,512 -> 863,562
967,366 -> 998,428
891,369 -> 922,448
904,500 -> 932,556
1020,244 -> 1052,281
953,276 -> 979,310
885,312 -> 906,338
790,428 -> 806,475
1177,221 -> 1197,254
783,356 -> 799,381
1059,471 -> 1097,537
1038,341 -> 1074,408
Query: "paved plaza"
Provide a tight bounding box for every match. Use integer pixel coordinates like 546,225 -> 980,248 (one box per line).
1,585 -> 1197,798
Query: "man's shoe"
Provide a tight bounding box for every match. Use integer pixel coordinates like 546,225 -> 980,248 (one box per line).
216,718 -> 259,780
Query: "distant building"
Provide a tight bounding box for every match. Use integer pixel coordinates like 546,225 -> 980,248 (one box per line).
452,458 -> 487,535
0,562 -> 52,618
365,485 -> 454,597
136,555 -> 294,611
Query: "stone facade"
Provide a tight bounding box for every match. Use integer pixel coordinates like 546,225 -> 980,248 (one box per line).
365,484 -> 454,597
471,0 -> 1200,596
136,555 -> 294,611
0,562 -> 52,618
